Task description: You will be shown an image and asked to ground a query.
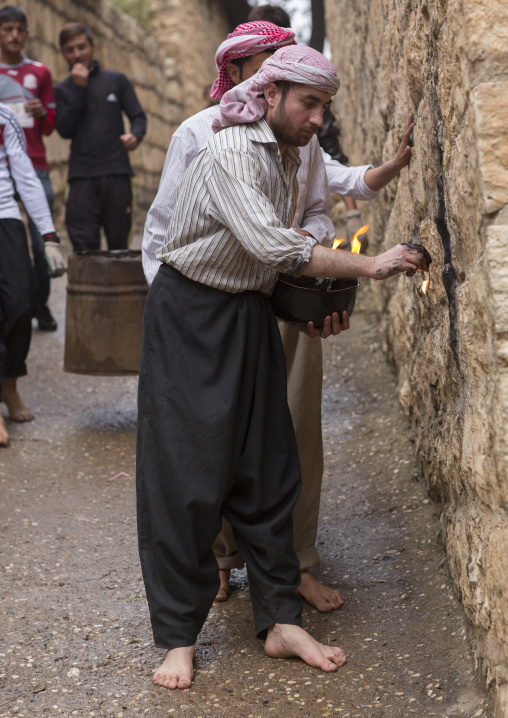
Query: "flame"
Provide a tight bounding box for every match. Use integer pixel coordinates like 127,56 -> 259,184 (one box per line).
421,276 -> 430,295
332,224 -> 369,253
350,224 -> 369,254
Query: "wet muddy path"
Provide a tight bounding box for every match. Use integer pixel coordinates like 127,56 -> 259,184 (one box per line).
0,272 -> 489,718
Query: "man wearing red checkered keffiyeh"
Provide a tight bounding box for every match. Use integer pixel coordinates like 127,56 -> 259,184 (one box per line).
212,44 -> 341,132
210,21 -> 296,99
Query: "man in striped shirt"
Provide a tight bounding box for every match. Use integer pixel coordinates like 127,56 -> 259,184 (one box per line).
137,46 -> 428,690
143,21 -> 420,616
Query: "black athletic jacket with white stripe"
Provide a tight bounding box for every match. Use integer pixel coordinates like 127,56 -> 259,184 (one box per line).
54,61 -> 147,181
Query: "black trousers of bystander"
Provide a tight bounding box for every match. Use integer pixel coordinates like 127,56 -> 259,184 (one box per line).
137,265 -> 303,649
65,174 -> 132,252
0,218 -> 36,388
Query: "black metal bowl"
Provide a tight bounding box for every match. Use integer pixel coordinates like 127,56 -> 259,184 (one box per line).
270,274 -> 359,327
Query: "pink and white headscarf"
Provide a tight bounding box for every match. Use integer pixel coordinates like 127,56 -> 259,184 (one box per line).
212,45 -> 341,133
211,21 -> 296,99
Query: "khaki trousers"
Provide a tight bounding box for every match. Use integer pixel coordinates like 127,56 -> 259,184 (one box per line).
213,319 -> 324,571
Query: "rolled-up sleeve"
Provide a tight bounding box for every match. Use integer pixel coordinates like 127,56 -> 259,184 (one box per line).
322,148 -> 379,200
207,146 -> 317,275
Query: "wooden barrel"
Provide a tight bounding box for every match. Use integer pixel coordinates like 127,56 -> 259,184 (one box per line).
64,250 -> 148,375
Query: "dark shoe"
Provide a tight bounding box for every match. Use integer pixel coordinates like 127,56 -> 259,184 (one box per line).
36,305 -> 57,331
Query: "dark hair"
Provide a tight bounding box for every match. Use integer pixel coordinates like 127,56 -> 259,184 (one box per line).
247,5 -> 291,28
229,48 -> 275,81
273,80 -> 296,102
228,56 -> 250,75
0,6 -> 27,27
59,22 -> 94,48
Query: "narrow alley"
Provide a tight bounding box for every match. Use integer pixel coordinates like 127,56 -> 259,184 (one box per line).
0,273 -> 489,717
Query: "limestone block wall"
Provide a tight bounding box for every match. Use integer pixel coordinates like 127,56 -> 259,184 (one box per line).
19,0 -> 185,233
149,0 -> 230,117
325,0 -> 508,711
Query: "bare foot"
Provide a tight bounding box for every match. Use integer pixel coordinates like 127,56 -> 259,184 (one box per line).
2,378 -> 34,422
214,569 -> 231,602
0,413 -> 9,446
297,571 -> 344,612
265,623 -> 346,672
152,645 -> 195,689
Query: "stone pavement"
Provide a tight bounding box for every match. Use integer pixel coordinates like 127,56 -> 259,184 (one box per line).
0,269 -> 489,717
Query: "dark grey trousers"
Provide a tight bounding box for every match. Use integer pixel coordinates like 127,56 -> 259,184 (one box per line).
0,219 -> 35,389
136,265 -> 303,648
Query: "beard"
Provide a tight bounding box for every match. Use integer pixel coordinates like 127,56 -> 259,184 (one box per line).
269,102 -> 318,147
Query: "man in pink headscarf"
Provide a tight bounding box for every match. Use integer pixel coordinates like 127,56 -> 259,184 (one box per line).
212,44 -> 341,129
143,21 -> 416,621
138,42 -> 428,690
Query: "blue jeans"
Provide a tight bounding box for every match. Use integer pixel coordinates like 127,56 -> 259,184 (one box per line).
27,168 -> 54,310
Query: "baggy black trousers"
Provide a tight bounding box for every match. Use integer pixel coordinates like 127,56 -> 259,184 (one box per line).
0,219 -> 36,389
65,175 -> 132,252
136,265 -> 303,648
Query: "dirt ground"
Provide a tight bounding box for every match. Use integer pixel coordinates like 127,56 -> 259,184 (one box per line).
0,266 -> 490,718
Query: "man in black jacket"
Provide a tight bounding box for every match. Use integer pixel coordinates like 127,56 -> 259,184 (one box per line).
55,23 -> 147,252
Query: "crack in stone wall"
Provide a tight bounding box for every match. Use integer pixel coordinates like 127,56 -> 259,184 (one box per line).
325,0 -> 508,711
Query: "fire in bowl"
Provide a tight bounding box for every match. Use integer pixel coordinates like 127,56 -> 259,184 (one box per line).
270,273 -> 359,328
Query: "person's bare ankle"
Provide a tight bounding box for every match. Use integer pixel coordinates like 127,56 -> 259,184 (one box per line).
152,645 -> 195,690
297,570 -> 344,613
265,623 -> 346,672
214,568 -> 231,602
2,378 -> 34,423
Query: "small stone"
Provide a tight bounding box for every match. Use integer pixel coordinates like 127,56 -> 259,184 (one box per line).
67,667 -> 80,678
33,682 -> 47,693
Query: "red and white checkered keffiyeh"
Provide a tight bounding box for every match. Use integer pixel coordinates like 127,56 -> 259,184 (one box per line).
212,45 -> 341,133
210,21 -> 296,99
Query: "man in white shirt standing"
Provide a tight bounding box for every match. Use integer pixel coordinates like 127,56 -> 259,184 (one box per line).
0,103 -> 64,445
143,22 -> 417,613
137,45 -> 428,690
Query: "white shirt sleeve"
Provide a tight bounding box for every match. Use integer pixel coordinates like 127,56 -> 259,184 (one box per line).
3,107 -> 55,236
295,138 -> 335,244
142,132 -> 200,285
321,147 -> 379,201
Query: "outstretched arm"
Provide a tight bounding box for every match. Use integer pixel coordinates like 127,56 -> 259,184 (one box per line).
302,240 -> 428,281
363,114 -> 414,192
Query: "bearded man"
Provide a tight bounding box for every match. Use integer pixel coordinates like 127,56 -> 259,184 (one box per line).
137,45 -> 427,690
143,22 -> 416,614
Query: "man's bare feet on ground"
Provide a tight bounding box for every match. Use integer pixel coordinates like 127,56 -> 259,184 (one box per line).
153,645 -> 195,690
0,413 -> 9,446
265,623 -> 346,671
2,378 -> 34,422
215,568 -> 231,602
297,570 -> 344,613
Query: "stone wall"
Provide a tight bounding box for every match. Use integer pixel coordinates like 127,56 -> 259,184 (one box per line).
19,0 -> 185,234
149,0 -> 230,117
325,0 -> 508,712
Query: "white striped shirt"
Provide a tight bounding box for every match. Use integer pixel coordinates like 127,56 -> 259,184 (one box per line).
142,104 -> 377,285
158,119 -> 316,295
0,103 -> 55,235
